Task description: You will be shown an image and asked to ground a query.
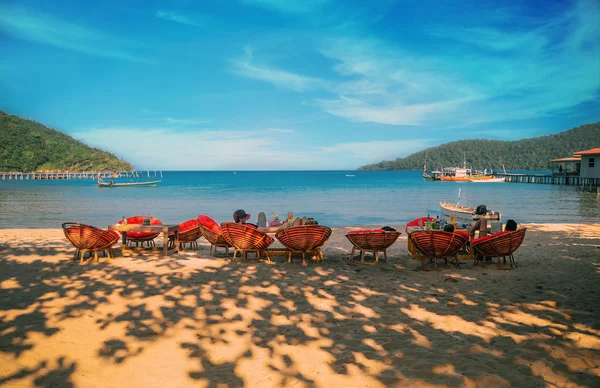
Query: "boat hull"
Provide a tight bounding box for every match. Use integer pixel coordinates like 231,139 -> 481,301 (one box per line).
98,180 -> 161,187
439,201 -> 501,222
469,177 -> 506,183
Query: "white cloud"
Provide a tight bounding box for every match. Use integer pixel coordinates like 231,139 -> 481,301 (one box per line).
231,46 -> 328,92
69,126 -> 396,170
321,139 -> 430,160
155,10 -> 204,26
162,117 -> 211,125
0,5 -> 149,63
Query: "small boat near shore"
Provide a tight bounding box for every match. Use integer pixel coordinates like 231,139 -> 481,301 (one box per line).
98,177 -> 161,187
440,201 -> 501,222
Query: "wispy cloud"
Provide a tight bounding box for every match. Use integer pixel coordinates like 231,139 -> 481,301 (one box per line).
0,5 -> 149,63
231,47 -> 327,92
240,0 -> 330,14
140,108 -> 162,115
155,10 -> 204,26
162,117 -> 211,125
321,139 -> 430,160
70,126 -> 379,170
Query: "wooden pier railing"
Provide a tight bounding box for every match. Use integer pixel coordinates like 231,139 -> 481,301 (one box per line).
495,173 -> 600,191
0,171 -> 162,181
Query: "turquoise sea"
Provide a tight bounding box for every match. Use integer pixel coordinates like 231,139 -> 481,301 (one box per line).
0,171 -> 598,228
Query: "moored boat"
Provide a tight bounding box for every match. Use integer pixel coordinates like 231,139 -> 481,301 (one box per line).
439,201 -> 501,222
469,177 -> 506,183
98,177 -> 161,187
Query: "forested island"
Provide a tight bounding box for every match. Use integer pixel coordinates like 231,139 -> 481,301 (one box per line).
359,122 -> 600,171
0,111 -> 132,172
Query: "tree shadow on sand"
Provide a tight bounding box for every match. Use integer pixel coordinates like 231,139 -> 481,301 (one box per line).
0,229 -> 599,387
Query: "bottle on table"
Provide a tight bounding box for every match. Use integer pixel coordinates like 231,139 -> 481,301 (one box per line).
122,216 -> 127,226
426,214 -> 431,230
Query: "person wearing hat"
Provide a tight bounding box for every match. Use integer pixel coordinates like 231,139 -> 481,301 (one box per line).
467,205 -> 488,239
233,209 -> 318,232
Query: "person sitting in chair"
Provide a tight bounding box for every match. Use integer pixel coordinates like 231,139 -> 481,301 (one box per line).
467,205 -> 488,239
233,209 -> 317,233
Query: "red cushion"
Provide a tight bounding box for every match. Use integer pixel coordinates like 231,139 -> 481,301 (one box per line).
197,215 -> 221,234
472,230 -> 510,245
454,230 -> 470,240
406,217 -> 435,227
179,219 -> 199,233
117,216 -> 163,239
348,229 -> 385,235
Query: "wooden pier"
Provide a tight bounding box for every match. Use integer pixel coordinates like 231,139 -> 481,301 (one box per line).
496,173 -> 600,191
0,171 -> 161,181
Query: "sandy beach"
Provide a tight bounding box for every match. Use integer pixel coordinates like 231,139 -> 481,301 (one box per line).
1,223 -> 599,387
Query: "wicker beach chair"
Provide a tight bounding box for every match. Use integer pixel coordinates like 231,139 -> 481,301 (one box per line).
275,225 -> 332,265
169,219 -> 202,250
346,229 -> 401,265
118,216 -> 163,247
409,230 -> 469,270
197,215 -> 231,256
220,222 -> 274,263
62,222 -> 120,262
471,228 -> 527,270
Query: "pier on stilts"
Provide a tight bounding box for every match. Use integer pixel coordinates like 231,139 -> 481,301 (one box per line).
495,173 -> 600,192
0,171 -> 162,181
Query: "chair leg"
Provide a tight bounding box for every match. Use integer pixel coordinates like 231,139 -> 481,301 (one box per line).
374,251 -> 379,265
80,250 -> 85,263
94,251 -> 99,263
302,253 -> 307,266
510,254 -> 516,268
383,250 -> 388,262
360,250 -> 365,264
233,249 -> 238,262
350,247 -> 356,261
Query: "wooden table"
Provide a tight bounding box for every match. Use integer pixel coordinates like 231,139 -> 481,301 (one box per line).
108,224 -> 180,256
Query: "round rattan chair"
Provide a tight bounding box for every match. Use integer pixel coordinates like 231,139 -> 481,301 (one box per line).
169,219 -> 202,250
472,228 -> 527,269
62,222 -> 120,262
220,222 -> 274,263
275,225 -> 332,266
346,230 -> 401,264
197,215 -> 231,256
409,230 -> 469,270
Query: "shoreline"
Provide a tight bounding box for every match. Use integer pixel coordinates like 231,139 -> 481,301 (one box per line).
1,223 -> 599,387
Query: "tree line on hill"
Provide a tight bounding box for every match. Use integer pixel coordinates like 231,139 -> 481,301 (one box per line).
0,111 -> 133,172
358,122 -> 600,171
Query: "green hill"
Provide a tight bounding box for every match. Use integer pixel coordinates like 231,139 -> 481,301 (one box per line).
358,122 -> 600,171
0,111 -> 133,172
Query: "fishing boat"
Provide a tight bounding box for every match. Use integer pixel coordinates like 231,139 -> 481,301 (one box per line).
422,162 -> 441,181
440,201 -> 501,222
98,177 -> 161,187
438,153 -> 496,181
439,188 -> 501,222
469,177 -> 506,183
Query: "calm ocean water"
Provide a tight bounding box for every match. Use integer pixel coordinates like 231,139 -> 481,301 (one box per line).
0,171 -> 598,228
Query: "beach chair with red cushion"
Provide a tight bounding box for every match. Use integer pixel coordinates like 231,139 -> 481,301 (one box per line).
471,228 -> 527,270
169,219 -> 202,250
346,229 -> 401,264
405,217 -> 436,234
62,222 -> 120,262
197,215 -> 232,256
409,230 -> 469,270
275,225 -> 332,266
117,216 -> 163,247
220,222 -> 274,263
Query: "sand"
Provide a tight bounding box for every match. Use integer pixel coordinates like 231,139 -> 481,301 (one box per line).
0,224 -> 599,387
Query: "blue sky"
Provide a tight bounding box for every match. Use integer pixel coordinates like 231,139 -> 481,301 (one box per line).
0,0 -> 598,170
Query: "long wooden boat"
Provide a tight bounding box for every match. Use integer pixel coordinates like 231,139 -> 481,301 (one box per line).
98,179 -> 161,187
439,167 -> 495,181
469,177 -> 505,183
439,201 -> 501,222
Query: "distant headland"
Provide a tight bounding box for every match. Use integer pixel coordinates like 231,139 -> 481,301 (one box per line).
0,110 -> 132,173
358,122 -> 600,171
